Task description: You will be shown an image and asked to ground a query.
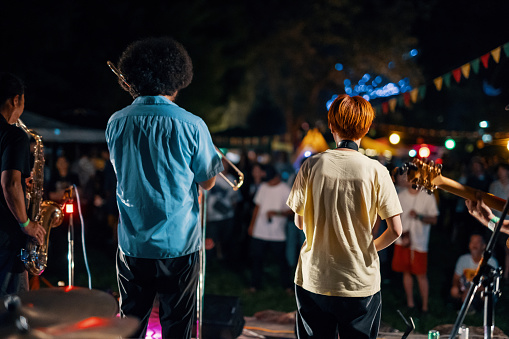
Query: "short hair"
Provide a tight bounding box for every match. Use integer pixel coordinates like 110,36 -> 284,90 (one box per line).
327,94 -> 375,140
118,37 -> 193,98
0,72 -> 24,105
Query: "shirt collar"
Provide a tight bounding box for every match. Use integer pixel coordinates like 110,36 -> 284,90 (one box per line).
132,95 -> 176,106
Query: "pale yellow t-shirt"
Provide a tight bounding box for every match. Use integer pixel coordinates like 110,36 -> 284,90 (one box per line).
287,149 -> 402,297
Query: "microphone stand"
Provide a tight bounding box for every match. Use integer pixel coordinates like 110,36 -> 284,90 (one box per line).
449,196 -> 507,338
62,186 -> 75,287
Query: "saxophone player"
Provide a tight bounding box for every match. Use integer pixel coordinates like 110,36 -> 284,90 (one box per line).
0,72 -> 46,297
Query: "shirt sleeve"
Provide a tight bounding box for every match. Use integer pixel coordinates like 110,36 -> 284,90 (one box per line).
376,167 -> 403,220
191,119 -> 224,183
1,127 -> 30,177
286,161 -> 308,216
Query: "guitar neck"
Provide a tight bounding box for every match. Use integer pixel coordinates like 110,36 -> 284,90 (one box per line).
435,176 -> 507,212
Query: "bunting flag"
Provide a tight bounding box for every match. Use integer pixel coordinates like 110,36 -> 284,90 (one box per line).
410,88 -> 419,103
471,59 -> 480,74
480,53 -> 490,68
382,102 -> 389,114
491,47 -> 501,63
460,63 -> 471,79
443,73 -> 452,88
452,68 -> 462,83
504,42 -> 509,57
389,98 -> 397,112
403,92 -> 411,107
418,86 -> 426,99
434,77 -> 443,91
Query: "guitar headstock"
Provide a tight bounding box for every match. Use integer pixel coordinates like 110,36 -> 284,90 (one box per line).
396,158 -> 443,194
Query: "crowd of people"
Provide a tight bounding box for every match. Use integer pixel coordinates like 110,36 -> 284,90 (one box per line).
2,36 -> 509,339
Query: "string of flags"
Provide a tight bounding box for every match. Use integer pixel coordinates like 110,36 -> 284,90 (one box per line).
375,41 -> 509,115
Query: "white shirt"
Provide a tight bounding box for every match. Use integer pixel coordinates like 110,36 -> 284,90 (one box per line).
252,181 -> 291,241
396,188 -> 439,253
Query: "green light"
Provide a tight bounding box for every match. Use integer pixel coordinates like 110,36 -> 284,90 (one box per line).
445,139 -> 455,150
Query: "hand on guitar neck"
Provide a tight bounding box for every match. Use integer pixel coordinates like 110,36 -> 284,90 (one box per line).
394,158 -> 509,246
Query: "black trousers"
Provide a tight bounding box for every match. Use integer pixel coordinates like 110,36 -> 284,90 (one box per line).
250,238 -> 291,289
295,285 -> 381,339
116,249 -> 199,339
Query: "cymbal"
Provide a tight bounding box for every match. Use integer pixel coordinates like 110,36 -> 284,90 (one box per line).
37,316 -> 139,339
0,287 -> 120,337
2,317 -> 139,339
4,287 -> 119,328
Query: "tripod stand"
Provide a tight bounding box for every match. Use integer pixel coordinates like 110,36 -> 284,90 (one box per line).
449,197 -> 507,338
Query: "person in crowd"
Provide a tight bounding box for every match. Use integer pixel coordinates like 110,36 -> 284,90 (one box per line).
450,233 -> 498,311
106,37 -> 223,339
248,164 -> 293,294
46,155 -> 80,202
488,163 -> 509,281
287,94 -> 402,339
0,72 -> 45,296
206,157 -> 241,262
391,173 -> 439,314
454,157 -> 493,252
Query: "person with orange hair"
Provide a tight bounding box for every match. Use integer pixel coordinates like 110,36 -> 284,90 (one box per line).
287,94 -> 403,339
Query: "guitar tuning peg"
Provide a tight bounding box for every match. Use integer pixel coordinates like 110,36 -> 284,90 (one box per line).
411,184 -> 418,190
426,189 -> 433,195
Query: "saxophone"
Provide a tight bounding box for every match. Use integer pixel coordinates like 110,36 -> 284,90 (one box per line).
16,119 -> 64,276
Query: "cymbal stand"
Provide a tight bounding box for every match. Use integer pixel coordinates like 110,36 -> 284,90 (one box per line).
449,196 -> 508,338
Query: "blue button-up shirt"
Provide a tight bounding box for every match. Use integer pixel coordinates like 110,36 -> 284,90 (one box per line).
106,96 -> 223,258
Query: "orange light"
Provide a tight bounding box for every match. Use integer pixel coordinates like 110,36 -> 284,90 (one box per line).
418,145 -> 431,158
65,203 -> 74,213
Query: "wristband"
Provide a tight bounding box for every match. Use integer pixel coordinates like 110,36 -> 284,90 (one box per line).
488,217 -> 500,232
19,218 -> 30,228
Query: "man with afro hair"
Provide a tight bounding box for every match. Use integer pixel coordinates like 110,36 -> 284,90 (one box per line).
106,37 -> 223,339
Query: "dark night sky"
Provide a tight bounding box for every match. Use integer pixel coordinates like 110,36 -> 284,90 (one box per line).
1,0 -> 509,132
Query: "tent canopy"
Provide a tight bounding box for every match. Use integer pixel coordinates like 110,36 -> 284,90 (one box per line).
19,111 -> 106,143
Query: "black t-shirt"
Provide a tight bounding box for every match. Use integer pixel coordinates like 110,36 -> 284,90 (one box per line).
0,116 -> 31,250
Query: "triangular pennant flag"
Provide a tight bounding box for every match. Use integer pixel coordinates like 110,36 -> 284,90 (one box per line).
461,63 -> 471,79
452,68 -> 462,83
443,73 -> 452,88
471,59 -> 480,74
382,102 -> 389,115
403,92 -> 411,107
481,53 -> 490,68
397,95 -> 404,107
491,46 -> 501,63
503,42 -> 509,57
388,98 -> 397,112
418,86 -> 426,99
410,88 -> 419,103
434,77 -> 443,91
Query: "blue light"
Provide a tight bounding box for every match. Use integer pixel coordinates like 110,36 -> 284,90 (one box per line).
344,79 -> 351,86
345,87 -> 353,95
410,49 -> 418,57
362,73 -> 370,81
375,76 -> 382,83
388,62 -> 395,69
54,128 -> 61,135
398,79 -> 405,87
335,63 -> 343,71
362,95 -> 370,101
304,151 -> 312,158
409,149 -> 417,157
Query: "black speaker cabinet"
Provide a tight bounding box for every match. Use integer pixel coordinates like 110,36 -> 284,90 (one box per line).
198,294 -> 245,339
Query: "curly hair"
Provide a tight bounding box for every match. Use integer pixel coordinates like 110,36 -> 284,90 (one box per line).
118,37 -> 193,98
0,72 -> 24,106
328,94 -> 375,140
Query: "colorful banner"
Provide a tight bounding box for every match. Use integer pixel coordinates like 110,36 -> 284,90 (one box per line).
373,41 -> 508,115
